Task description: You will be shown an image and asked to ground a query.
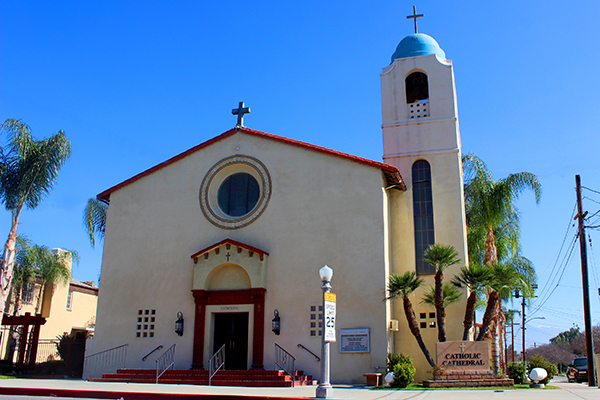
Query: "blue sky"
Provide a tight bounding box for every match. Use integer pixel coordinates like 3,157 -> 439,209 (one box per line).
1,1 -> 600,350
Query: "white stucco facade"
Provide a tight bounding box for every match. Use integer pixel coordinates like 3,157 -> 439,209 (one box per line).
90,31 -> 471,384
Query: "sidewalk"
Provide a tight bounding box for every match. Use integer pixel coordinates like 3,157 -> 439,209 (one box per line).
0,375 -> 597,400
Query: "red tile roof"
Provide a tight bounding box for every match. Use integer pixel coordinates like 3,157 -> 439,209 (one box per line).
97,127 -> 405,202
191,238 -> 269,261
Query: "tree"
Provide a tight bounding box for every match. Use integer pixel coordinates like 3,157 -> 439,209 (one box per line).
423,243 -> 461,342
463,153 -> 540,375
11,236 -> 37,316
0,119 -> 71,320
462,153 -> 541,270
386,271 -> 436,367
451,264 -> 492,340
83,198 -> 108,247
476,262 -> 529,376
29,245 -> 78,313
421,283 -> 463,341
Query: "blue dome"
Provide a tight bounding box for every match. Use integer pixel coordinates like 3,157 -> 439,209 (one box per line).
391,33 -> 446,62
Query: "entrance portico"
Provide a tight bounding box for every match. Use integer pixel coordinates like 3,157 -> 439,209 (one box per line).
190,239 -> 269,370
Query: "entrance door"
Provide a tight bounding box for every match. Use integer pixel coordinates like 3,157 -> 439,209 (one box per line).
213,313 -> 249,370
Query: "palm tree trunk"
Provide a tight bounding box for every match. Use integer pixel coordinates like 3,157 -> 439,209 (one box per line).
0,210 -> 21,321
491,328 -> 500,376
403,297 -> 436,367
434,271 -> 445,342
462,291 -> 478,340
483,226 -> 497,267
476,291 -> 499,341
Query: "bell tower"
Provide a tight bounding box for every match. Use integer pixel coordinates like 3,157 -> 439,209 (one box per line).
381,29 -> 468,275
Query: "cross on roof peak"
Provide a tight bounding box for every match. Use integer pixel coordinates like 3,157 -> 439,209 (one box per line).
406,6 -> 424,34
232,101 -> 251,127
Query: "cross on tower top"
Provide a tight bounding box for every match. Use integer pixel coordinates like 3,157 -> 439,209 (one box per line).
232,101 -> 251,127
406,6 -> 424,34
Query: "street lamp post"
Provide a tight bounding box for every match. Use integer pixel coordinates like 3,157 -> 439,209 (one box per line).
316,265 -> 333,399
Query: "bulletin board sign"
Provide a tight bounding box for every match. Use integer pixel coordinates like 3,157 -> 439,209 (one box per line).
339,328 -> 370,353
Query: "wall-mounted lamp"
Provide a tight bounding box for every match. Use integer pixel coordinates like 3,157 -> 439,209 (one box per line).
175,311 -> 184,336
272,309 -> 281,335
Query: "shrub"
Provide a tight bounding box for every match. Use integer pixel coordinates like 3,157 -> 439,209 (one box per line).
527,354 -> 558,384
507,362 -> 527,384
389,354 -> 415,388
33,360 -> 68,376
386,353 -> 402,372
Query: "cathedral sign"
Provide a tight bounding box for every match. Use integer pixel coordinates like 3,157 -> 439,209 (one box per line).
436,341 -> 490,371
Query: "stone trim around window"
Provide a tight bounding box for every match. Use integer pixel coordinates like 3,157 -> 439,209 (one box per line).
199,155 -> 271,230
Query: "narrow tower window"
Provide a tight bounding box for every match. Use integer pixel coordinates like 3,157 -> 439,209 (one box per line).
412,160 -> 434,275
405,72 -> 429,104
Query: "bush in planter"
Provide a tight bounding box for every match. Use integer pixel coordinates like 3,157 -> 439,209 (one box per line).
527,354 -> 557,384
389,354 -> 415,388
0,360 -> 13,375
507,362 -> 527,384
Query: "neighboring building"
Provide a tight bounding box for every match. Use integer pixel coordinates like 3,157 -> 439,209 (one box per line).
91,30 -> 468,383
1,253 -> 98,362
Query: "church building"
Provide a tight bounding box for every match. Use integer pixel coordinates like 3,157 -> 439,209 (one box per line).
89,25 -> 469,383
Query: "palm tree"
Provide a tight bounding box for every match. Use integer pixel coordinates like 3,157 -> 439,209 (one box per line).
83,198 -> 108,247
423,243 -> 461,342
463,153 -> 540,374
31,246 -> 78,314
421,283 -> 463,338
462,153 -> 541,269
451,264 -> 493,340
386,271 -> 436,367
0,119 -> 71,320
12,236 -> 37,316
476,262 -> 529,375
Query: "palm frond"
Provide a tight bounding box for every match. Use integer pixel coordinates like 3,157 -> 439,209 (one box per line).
83,198 -> 108,247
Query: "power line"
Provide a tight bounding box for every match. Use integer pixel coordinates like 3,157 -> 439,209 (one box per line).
582,185 -> 600,196
529,232 -> 578,318
535,202 -> 577,302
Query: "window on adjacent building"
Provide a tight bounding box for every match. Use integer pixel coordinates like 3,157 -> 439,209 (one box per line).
22,283 -> 35,304
66,290 -> 73,310
412,160 -> 435,275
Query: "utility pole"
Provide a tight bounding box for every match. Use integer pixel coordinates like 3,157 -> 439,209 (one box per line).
575,175 -> 596,387
521,295 -> 526,362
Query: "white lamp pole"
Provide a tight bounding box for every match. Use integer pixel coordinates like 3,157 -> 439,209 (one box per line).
316,265 -> 333,399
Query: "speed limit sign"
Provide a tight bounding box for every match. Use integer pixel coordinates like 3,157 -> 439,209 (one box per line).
324,292 -> 336,342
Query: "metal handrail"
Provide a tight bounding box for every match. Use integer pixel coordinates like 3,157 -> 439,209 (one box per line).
209,344 -> 226,386
83,344 -> 128,380
142,344 -> 163,361
275,343 -> 296,387
297,343 -> 320,362
155,344 -> 175,383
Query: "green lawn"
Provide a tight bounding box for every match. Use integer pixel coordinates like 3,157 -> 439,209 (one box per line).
373,383 -> 560,390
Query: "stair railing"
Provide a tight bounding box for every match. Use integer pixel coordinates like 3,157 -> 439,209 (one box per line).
208,343 -> 226,386
297,343 -> 320,362
142,344 -> 163,361
155,344 -> 176,383
275,343 -> 296,387
82,344 -> 128,380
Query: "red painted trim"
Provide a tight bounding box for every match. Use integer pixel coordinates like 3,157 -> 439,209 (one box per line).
190,238 -> 269,260
191,288 -> 266,371
1,312 -> 46,325
97,127 -> 405,202
0,387 -> 308,400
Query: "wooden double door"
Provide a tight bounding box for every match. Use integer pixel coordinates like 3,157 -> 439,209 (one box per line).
213,312 -> 248,370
